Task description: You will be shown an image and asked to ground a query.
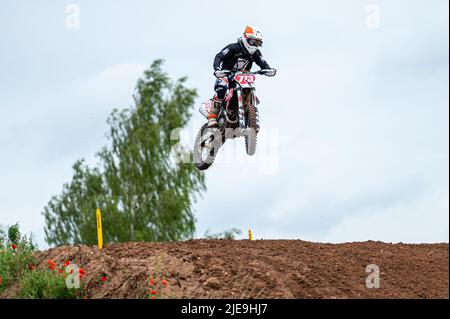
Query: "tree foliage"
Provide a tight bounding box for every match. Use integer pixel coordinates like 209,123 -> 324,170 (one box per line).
0,225 -> 6,245
43,60 -> 205,246
204,228 -> 242,240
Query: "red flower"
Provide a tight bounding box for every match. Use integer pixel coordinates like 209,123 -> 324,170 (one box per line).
151,290 -> 157,295
162,279 -> 168,287
70,269 -> 74,274
58,269 -> 63,274
101,276 -> 107,282
47,260 -> 56,270
151,296 -> 156,299
149,277 -> 155,285
28,263 -> 36,271
0,276 -> 3,285
63,260 -> 70,267
78,268 -> 86,279
11,244 -> 17,250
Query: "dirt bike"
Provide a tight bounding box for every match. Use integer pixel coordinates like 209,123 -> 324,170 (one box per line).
194,69 -> 276,170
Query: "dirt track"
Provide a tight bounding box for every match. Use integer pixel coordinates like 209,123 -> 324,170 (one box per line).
4,240 -> 449,299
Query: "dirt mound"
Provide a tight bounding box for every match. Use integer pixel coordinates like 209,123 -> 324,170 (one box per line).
4,240 -> 449,299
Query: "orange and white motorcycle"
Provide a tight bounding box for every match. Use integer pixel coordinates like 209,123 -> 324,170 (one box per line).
194,69 -> 276,170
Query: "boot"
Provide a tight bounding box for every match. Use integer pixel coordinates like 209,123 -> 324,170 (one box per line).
207,114 -> 218,127
207,98 -> 222,128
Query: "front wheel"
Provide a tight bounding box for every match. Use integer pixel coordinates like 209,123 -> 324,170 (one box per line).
245,105 -> 258,156
193,124 -> 222,170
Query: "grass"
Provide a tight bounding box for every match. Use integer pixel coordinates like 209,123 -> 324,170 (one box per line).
19,268 -> 82,299
0,223 -> 85,299
0,240 -> 36,295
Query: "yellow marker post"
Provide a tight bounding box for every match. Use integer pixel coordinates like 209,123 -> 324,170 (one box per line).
96,208 -> 103,250
248,229 -> 253,241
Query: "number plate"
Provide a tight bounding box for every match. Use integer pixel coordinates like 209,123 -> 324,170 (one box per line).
234,74 -> 256,85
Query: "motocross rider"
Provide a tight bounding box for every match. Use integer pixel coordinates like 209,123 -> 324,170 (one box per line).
208,25 -> 276,127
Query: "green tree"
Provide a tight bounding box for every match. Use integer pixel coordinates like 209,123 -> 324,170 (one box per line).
204,228 -> 242,240
8,223 -> 21,245
43,60 -> 205,246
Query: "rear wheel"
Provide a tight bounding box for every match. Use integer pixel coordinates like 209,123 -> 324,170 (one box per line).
245,104 -> 258,156
194,124 -> 222,170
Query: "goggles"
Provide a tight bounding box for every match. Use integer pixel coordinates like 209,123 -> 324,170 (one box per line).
247,37 -> 263,47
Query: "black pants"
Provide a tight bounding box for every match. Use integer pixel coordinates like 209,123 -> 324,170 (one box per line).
214,77 -> 228,100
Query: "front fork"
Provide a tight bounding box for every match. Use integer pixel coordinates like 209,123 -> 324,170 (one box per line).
253,93 -> 260,132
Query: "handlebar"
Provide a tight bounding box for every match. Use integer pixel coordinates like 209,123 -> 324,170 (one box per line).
221,69 -> 276,77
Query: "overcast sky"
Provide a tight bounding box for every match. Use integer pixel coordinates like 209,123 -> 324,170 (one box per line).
0,0 -> 448,248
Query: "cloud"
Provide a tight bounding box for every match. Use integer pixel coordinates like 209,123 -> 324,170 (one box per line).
0,0 -> 448,248
0,61 -> 147,248
192,1 -> 449,243
322,189 -> 449,243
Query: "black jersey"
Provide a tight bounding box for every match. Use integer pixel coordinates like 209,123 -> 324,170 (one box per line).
213,40 -> 271,72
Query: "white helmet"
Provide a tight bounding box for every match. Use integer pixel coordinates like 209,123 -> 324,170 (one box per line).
240,25 -> 264,55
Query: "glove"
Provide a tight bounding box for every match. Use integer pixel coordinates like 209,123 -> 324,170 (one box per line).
214,70 -> 229,78
261,68 -> 277,77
